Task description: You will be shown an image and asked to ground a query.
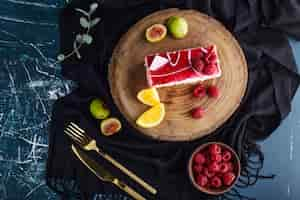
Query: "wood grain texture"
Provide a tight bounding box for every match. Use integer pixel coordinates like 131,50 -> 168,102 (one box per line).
109,9 -> 248,141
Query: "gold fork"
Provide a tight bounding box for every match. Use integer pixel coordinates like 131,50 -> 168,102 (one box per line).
64,122 -> 157,195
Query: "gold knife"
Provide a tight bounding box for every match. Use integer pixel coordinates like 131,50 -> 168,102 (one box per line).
71,145 -> 146,200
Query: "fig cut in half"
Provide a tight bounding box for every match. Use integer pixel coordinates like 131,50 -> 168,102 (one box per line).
145,24 -> 167,43
100,118 -> 122,136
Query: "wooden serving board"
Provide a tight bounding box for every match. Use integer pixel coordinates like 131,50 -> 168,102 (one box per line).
109,9 -> 248,141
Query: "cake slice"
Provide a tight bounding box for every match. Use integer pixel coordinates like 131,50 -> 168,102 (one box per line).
145,45 -> 221,88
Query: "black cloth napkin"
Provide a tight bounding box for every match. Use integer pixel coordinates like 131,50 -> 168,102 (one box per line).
46,0 -> 300,199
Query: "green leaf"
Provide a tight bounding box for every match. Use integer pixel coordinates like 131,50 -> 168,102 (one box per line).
82,34 -> 93,45
89,3 -> 98,14
57,54 -> 65,61
80,17 -> 89,28
90,18 -> 101,28
75,8 -> 89,17
76,34 -> 83,43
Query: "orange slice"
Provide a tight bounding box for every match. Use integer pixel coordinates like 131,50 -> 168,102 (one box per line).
137,87 -> 160,106
136,103 -> 165,128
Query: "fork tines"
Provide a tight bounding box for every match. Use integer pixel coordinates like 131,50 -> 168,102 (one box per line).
64,122 -> 88,144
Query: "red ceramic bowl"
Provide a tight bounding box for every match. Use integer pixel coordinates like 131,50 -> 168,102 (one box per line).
188,142 -> 241,195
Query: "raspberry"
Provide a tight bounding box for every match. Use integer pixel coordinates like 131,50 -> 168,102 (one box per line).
219,163 -> 230,173
227,162 -> 234,171
193,84 -> 206,98
208,161 -> 220,172
209,144 -> 222,155
193,164 -> 203,173
222,151 -> 232,162
192,58 -> 205,72
208,53 -> 217,62
210,153 -> 222,162
205,52 -> 217,64
210,176 -> 222,188
196,174 -> 208,187
203,167 -> 215,178
194,50 -> 204,59
191,107 -> 205,119
223,172 -> 236,186
194,153 -> 206,165
206,45 -> 215,53
207,85 -> 220,98
201,152 -> 210,164
203,64 -> 217,75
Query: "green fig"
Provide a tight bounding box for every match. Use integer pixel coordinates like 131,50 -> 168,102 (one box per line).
167,16 -> 188,39
89,98 -> 110,119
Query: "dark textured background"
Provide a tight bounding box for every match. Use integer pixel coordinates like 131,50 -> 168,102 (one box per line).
0,0 -> 300,199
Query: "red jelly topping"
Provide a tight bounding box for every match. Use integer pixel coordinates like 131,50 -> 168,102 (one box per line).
145,46 -> 221,87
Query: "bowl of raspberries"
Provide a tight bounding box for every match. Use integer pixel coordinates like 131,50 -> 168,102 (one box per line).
188,142 -> 241,195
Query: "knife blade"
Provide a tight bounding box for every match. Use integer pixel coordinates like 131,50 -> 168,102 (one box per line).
71,145 -> 146,200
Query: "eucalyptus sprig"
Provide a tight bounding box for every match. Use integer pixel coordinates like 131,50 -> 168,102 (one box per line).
56,2 -> 101,63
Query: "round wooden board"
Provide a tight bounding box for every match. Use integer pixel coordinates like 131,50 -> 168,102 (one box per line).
109,9 -> 248,141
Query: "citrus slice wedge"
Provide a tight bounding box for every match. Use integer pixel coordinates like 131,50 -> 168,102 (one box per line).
137,87 -> 160,106
136,103 -> 165,128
